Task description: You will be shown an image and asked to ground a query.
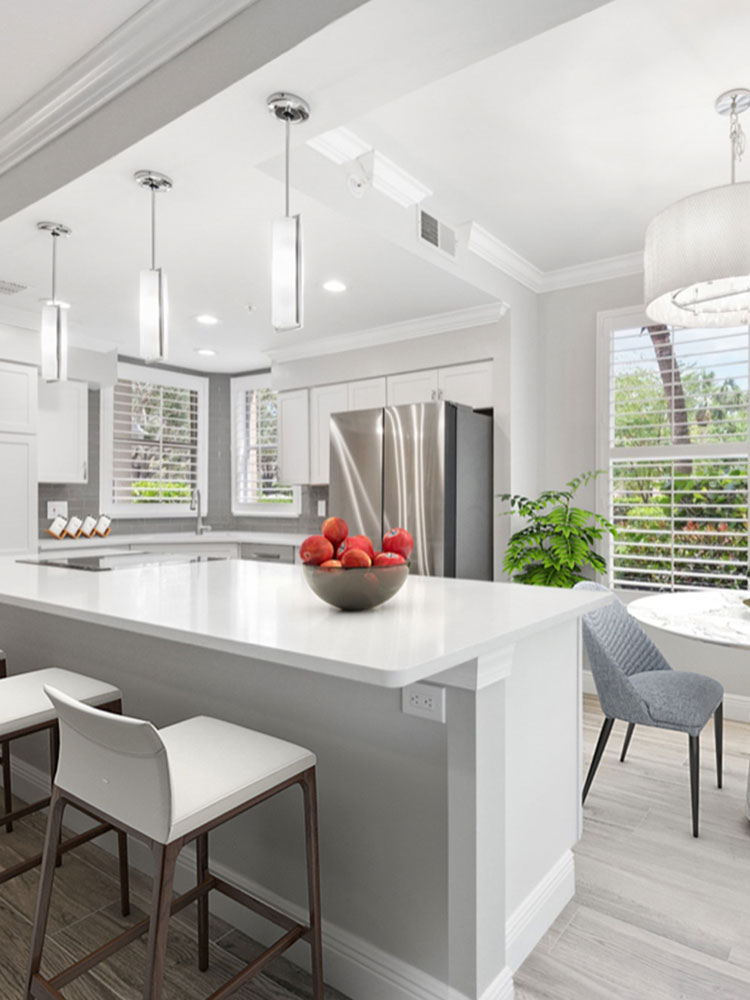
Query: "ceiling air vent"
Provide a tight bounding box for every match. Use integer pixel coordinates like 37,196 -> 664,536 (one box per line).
0,279 -> 26,295
418,209 -> 456,259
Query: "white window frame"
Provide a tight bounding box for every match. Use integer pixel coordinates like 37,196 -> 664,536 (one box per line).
596,304 -> 750,592
100,362 -> 208,519
230,374 -> 301,518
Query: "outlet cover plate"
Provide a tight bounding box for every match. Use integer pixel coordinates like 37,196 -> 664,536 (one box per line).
317,499 -> 327,517
402,682 -> 446,723
47,501 -> 69,519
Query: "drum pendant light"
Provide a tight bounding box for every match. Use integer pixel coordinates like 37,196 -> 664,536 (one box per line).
135,170 -> 172,362
267,92 -> 310,331
645,88 -> 750,328
37,222 -> 72,382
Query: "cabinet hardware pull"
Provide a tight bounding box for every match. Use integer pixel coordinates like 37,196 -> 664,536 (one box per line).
83,460 -> 88,480
250,552 -> 281,560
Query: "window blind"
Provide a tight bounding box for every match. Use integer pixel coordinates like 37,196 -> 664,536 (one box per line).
233,384 -> 293,508
607,324 -> 749,591
111,378 -> 199,505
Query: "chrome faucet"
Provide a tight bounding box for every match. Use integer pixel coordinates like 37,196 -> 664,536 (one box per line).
190,488 -> 211,535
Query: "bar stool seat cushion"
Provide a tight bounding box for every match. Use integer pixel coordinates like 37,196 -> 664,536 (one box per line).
161,717 -> 315,841
0,669 -> 121,738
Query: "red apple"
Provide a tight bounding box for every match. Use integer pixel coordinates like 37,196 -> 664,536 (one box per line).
299,535 -> 334,566
374,551 -> 406,567
319,559 -> 343,569
321,516 -> 348,548
337,534 -> 375,560
341,548 -> 372,568
383,527 -> 414,560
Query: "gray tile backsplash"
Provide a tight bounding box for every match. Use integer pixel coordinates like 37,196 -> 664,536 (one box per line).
38,375 -> 328,539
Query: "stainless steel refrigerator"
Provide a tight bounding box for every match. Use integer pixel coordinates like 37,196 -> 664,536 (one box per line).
329,401 -> 493,579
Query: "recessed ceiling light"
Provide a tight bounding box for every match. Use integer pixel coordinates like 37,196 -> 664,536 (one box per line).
194,348 -> 217,357
323,279 -> 347,293
195,314 -> 220,325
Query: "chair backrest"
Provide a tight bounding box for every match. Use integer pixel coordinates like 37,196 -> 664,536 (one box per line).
573,582 -> 672,721
45,686 -> 173,843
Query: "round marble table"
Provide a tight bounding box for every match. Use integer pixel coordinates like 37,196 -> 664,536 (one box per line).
629,589 -> 750,819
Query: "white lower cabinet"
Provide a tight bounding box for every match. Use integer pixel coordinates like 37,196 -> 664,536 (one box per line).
0,432 -> 36,554
38,380 -> 89,483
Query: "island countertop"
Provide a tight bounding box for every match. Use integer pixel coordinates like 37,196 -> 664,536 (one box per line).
0,558 -> 609,687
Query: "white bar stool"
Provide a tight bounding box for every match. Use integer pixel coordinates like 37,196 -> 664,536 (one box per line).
26,686 -> 324,1000
0,652 -> 130,908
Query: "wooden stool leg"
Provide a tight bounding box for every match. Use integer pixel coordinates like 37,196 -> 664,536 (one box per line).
1,739 -> 12,833
196,832 -> 209,971
24,788 -> 67,1000
117,830 -> 131,917
302,768 -> 324,1000
143,841 -> 180,1000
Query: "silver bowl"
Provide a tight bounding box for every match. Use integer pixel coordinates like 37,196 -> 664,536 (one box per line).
302,563 -> 408,611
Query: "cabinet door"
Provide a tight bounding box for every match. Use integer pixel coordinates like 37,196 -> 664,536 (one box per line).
0,361 -> 37,434
0,432 -> 36,554
437,361 -> 493,409
278,389 -> 310,485
348,377 -> 386,411
386,369 -> 439,406
38,380 -> 89,483
310,383 -> 349,485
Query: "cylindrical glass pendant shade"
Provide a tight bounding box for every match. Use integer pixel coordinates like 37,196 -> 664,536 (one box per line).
140,267 -> 168,362
40,303 -> 68,382
272,215 -> 302,331
645,181 -> 750,327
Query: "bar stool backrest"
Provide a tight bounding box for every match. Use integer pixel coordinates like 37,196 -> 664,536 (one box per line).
44,685 -> 173,843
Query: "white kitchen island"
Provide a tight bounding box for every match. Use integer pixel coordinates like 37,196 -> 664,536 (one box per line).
0,558 -> 608,1000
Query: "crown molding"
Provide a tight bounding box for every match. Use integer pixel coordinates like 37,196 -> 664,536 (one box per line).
264,302 -> 507,364
539,250 -> 644,293
466,223 -> 544,293
0,0 -> 261,177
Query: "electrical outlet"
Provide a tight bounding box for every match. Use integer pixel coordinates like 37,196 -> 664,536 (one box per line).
47,501 -> 68,519
317,499 -> 327,518
402,682 -> 446,723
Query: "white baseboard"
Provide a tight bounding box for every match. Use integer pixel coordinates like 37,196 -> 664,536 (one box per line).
583,670 -> 750,723
505,850 -> 574,972
8,756 -> 514,1000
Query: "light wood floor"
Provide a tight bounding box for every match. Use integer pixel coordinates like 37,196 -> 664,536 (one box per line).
1,695 -> 749,999
516,695 -> 750,1000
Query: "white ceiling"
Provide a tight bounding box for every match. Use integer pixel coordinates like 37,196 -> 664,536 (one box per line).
0,1 -> 148,123
3,0 -> 748,372
349,0 -> 750,271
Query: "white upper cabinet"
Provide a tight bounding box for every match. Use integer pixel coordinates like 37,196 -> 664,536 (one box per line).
348,377 -> 386,411
310,383 -> 349,485
0,361 -> 37,434
0,432 -> 36,554
386,369 -> 439,405
38,380 -> 89,484
278,388 -> 310,485
438,361 -> 492,409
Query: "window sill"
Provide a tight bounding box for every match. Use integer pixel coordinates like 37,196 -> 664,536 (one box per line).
231,507 -> 301,519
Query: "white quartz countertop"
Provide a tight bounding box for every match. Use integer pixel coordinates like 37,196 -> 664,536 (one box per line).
38,530 -> 307,552
0,559 -> 610,687
629,590 -> 750,648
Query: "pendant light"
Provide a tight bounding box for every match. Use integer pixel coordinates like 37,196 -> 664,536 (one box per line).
135,170 -> 172,361
645,88 -> 750,327
267,92 -> 310,331
37,221 -> 72,382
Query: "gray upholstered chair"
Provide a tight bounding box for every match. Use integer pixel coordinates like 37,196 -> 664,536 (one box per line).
574,582 -> 723,837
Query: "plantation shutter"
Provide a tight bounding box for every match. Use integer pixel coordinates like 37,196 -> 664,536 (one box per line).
233,384 -> 293,507
607,325 -> 749,591
112,378 -> 199,505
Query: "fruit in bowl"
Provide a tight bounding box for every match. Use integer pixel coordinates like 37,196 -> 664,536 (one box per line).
300,518 -> 411,610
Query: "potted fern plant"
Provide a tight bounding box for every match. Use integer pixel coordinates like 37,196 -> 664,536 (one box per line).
498,471 -> 616,587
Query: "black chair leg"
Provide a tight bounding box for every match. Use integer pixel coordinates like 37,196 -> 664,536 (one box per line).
688,734 -> 700,838
620,723 -> 635,763
583,718 -> 614,805
714,702 -> 723,790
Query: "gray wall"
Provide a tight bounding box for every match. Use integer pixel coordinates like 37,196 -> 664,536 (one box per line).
38,377 -> 326,538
